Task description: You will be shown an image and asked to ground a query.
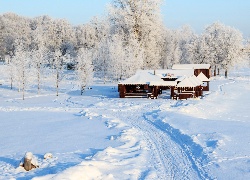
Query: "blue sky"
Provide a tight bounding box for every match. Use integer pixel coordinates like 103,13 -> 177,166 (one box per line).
0,0 -> 249,37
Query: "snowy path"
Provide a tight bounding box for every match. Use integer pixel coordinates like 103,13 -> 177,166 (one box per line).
85,100 -> 211,180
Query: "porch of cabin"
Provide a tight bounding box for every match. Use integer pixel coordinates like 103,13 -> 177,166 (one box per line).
118,84 -> 162,99
170,86 -> 203,100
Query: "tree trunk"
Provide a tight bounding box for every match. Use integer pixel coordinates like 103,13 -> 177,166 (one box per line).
56,70 -> 59,96
37,64 -> 40,94
214,65 -> 216,76
217,68 -> 220,75
225,68 -> 228,78
22,70 -> 25,100
10,76 -> 13,89
81,85 -> 84,95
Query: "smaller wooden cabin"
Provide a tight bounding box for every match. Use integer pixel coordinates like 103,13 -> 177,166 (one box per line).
172,64 -> 211,78
171,76 -> 203,100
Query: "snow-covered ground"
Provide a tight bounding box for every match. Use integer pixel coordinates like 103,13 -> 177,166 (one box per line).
0,65 -> 250,180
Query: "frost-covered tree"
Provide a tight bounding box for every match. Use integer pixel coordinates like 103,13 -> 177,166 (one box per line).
108,0 -> 165,69
28,21 -> 47,94
123,35 -> 144,76
12,39 -> 31,100
186,34 -> 212,64
245,39 -> 250,66
31,46 -> 46,94
178,25 -> 195,64
104,34 -> 143,81
42,18 -> 76,96
49,49 -> 64,96
90,17 -> 111,82
0,17 -> 5,61
74,23 -> 98,50
94,37 -> 110,83
204,22 -> 244,77
6,54 -> 15,89
106,35 -> 125,81
161,29 -> 181,69
76,48 -> 93,95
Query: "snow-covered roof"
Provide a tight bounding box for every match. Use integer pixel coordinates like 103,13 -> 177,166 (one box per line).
175,76 -> 186,82
197,72 -> 210,82
119,69 -> 204,87
190,75 -> 203,86
119,71 -> 163,85
177,78 -> 196,88
176,76 -> 202,87
137,69 -> 194,79
172,64 -> 211,70
150,81 -> 177,86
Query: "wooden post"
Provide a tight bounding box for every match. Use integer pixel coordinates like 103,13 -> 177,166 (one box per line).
22,69 -> 25,100
56,70 -> 59,96
171,86 -> 174,99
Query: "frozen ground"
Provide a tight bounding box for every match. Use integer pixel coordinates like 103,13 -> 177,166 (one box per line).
0,65 -> 250,180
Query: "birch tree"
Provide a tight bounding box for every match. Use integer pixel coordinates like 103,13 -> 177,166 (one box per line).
12,39 -> 31,100
6,54 -> 15,89
76,48 -> 93,95
29,20 -> 47,94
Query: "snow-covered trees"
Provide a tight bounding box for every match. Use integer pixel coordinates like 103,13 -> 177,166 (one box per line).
12,39 -> 31,100
108,0 -> 165,69
161,29 -> 181,69
107,34 -> 144,80
245,40 -> 250,66
186,35 -> 211,64
29,21 -> 47,94
0,11 -> 247,96
203,22 -> 245,76
76,48 -> 93,95
0,17 -> 5,61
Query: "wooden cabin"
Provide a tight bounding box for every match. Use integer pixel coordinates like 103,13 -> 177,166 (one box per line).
118,71 -> 163,98
118,71 -> 177,99
172,64 -> 211,78
118,65 -> 210,100
171,76 -> 203,100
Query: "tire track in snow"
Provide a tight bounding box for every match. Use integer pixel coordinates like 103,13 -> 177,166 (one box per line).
98,102 -> 212,180
142,108 -> 211,180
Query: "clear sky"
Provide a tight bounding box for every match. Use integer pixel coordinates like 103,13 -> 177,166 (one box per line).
0,0 -> 249,37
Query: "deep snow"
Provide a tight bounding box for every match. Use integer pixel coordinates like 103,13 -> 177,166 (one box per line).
0,65 -> 250,180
